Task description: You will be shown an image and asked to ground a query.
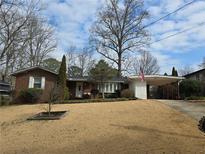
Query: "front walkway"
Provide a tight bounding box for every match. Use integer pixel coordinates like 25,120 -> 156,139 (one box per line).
157,100 -> 205,121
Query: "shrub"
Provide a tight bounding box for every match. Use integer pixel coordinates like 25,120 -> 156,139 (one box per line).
64,87 -> 69,100
83,94 -> 91,99
56,97 -> 137,104
198,116 -> 205,133
115,90 -> 121,98
186,96 -> 205,100
179,79 -> 202,98
0,95 -> 11,106
19,88 -> 43,103
121,89 -> 134,98
105,93 -> 118,98
91,89 -> 99,98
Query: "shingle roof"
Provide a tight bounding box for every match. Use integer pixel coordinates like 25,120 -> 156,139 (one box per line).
11,66 -> 126,83
11,66 -> 57,76
184,68 -> 205,77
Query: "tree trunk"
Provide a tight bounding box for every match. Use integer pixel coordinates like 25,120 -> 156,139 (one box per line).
48,101 -> 51,116
102,82 -> 105,99
117,52 -> 122,77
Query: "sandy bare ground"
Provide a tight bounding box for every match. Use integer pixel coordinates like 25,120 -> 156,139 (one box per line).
0,100 -> 205,154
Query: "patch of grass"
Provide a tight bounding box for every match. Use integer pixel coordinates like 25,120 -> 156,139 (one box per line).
55,98 -> 137,104
186,96 -> 205,100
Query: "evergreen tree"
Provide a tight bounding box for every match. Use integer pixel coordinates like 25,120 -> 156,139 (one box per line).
175,70 -> 178,76
172,67 -> 175,76
57,55 -> 68,100
43,58 -> 61,72
172,67 -> 178,76
89,60 -> 117,99
164,72 -> 168,76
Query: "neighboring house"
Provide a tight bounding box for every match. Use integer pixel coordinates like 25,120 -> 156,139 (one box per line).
0,80 -> 11,96
184,68 -> 205,82
184,68 -> 205,96
11,66 -> 125,102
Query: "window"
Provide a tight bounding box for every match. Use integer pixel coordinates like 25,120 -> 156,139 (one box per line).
34,77 -> 42,88
29,76 -> 45,89
97,82 -> 119,93
110,83 -> 113,92
114,83 -> 117,90
106,83 -> 109,92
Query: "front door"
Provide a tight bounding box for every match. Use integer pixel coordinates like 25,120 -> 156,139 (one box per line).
76,82 -> 83,98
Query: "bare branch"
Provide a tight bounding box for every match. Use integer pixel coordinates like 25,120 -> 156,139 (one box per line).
90,0 -> 149,76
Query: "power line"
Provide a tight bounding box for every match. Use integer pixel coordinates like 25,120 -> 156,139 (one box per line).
143,0 -> 198,29
149,21 -> 205,45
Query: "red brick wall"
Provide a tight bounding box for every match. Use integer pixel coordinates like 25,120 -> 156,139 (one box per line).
14,69 -> 57,103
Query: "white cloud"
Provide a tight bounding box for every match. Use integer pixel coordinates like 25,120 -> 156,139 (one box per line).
145,0 -> 205,73
42,0 -> 205,74
163,0 -> 184,12
42,0 -> 105,54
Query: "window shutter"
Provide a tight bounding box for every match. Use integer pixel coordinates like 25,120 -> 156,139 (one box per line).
41,77 -> 45,89
29,76 -> 34,88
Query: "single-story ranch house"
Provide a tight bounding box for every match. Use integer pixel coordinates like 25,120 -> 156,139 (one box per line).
11,66 -> 184,102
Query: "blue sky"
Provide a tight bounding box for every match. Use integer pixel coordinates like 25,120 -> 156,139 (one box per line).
42,0 -> 205,74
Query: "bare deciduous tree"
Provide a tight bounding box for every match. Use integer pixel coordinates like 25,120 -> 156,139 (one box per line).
66,46 -> 95,77
66,45 -> 77,69
90,0 -> 149,76
0,0 -> 56,80
0,0 -> 32,77
24,15 -> 56,67
199,57 -> 205,69
179,66 -> 193,76
132,50 -> 159,75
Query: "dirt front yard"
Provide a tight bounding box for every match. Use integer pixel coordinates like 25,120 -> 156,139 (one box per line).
1,100 -> 205,154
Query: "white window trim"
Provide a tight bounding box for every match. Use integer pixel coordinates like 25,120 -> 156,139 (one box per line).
28,76 -> 45,89
41,77 -> 45,89
28,76 -> 34,88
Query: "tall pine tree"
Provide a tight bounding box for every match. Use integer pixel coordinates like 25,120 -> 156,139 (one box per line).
172,67 -> 178,76
57,55 -> 68,100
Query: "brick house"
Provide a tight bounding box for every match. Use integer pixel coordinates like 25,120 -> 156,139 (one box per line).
184,68 -> 205,82
11,66 -> 125,102
184,68 -> 205,96
11,66 -> 186,102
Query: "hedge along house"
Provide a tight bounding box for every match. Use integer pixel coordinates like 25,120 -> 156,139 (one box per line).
11,66 -> 126,102
129,75 -> 184,99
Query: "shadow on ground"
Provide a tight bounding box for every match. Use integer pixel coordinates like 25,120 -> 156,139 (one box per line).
110,124 -> 205,140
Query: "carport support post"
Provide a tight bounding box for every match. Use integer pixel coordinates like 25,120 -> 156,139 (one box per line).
177,80 -> 181,99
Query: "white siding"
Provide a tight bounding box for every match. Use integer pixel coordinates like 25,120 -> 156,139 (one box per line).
129,81 -> 147,99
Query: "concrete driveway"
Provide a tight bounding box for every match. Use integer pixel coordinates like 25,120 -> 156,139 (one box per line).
157,100 -> 205,121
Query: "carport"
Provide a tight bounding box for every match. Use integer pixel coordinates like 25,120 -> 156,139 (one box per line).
129,75 -> 184,99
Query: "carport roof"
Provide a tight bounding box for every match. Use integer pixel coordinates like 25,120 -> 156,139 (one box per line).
129,75 -> 184,86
